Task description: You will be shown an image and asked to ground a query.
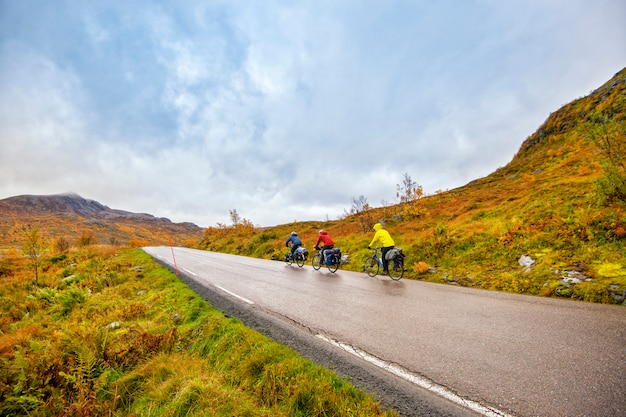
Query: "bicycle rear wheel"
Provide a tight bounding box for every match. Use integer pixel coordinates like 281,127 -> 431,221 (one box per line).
296,253 -> 305,267
327,255 -> 339,273
389,258 -> 404,280
312,253 -> 322,270
364,256 -> 379,277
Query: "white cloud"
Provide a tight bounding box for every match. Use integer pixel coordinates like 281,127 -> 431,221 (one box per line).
1,1 -> 625,227
0,44 -> 93,186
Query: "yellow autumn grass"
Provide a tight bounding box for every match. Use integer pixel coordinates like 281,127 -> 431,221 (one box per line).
0,246 -> 397,417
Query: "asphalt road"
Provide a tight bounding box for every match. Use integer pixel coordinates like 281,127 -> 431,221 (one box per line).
143,247 -> 626,417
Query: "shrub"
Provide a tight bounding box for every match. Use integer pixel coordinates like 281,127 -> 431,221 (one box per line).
411,261 -> 430,274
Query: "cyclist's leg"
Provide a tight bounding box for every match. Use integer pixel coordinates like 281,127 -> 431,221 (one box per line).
323,246 -> 333,265
381,246 -> 392,272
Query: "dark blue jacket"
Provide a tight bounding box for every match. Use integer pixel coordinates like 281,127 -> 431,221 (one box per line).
286,235 -> 302,247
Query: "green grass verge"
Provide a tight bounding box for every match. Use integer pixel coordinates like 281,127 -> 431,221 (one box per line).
0,246 -> 397,417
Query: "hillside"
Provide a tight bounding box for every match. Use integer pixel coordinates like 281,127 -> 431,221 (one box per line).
1,69 -> 623,304
198,67 -> 626,304
0,193 -> 203,247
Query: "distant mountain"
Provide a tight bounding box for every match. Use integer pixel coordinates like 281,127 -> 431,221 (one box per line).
0,193 -> 203,247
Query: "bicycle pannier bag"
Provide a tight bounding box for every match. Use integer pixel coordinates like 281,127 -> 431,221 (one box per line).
385,247 -> 402,261
296,246 -> 308,260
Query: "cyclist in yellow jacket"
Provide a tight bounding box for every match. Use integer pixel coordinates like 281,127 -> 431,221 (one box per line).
368,223 -> 395,275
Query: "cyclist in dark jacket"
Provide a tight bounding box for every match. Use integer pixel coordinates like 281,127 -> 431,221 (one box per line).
286,232 -> 303,257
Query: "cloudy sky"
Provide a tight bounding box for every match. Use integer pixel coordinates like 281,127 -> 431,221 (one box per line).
1,1 -> 624,227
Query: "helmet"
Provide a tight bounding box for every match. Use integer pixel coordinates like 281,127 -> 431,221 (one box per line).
319,229 -> 325,234
291,231 -> 297,236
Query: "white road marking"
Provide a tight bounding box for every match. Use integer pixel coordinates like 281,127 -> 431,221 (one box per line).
215,285 -> 255,305
316,334 -> 514,417
182,267 -> 197,276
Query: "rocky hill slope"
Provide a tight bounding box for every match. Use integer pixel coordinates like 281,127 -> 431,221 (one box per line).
0,193 -> 203,247
1,68 -> 623,304
198,67 -> 626,304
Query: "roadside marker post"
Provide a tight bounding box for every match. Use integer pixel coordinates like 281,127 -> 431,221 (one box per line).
169,239 -> 178,276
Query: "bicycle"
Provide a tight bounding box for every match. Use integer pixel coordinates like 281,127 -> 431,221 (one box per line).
312,246 -> 341,273
284,246 -> 308,268
363,247 -> 404,280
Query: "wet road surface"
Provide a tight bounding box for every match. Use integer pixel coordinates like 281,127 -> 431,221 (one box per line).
143,247 -> 626,417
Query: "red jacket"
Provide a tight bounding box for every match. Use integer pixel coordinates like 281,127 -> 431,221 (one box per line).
315,231 -> 334,247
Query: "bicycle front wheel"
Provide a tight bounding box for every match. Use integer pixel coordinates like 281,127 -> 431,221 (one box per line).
312,253 -> 322,270
296,253 -> 305,268
364,256 -> 379,277
327,256 -> 339,273
389,258 -> 404,280
285,254 -> 293,266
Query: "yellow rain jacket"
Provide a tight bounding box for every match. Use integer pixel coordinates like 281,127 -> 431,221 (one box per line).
368,223 -> 395,248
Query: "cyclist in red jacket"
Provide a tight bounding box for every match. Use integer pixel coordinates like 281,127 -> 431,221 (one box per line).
314,230 -> 334,264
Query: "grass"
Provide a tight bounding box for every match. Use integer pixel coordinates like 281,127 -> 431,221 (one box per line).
195,69 -> 626,305
0,245 -> 397,417
195,189 -> 626,304
1,66 -> 624,416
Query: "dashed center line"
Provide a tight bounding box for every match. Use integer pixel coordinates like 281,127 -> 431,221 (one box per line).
316,334 -> 514,417
157,250 -> 510,416
215,285 -> 255,305
182,267 -> 197,276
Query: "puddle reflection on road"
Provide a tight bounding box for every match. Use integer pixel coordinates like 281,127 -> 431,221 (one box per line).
377,279 -> 406,296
